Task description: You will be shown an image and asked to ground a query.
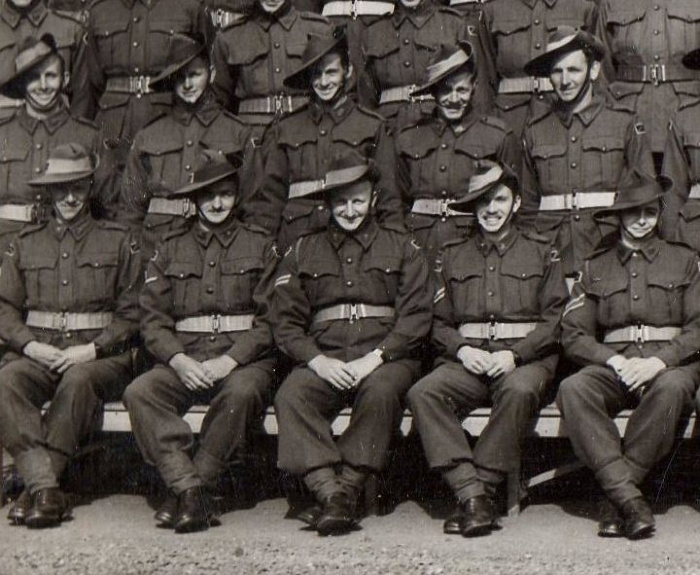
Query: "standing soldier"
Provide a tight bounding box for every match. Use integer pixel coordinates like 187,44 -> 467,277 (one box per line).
123,152 -> 279,534
557,171 -> 700,539
390,42 -> 520,267
407,161 -> 567,537
73,0 -> 207,214
252,30 -> 400,250
0,0 -> 87,111
119,34 -> 253,263
0,34 -> 101,265
659,48 -> 700,251
598,0 -> 700,164
271,152 -> 432,535
210,0 -> 333,141
0,143 -> 140,529
362,0 -> 495,127
521,27 -> 655,281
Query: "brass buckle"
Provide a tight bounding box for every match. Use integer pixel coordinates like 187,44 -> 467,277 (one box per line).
211,314 -> 221,334
634,324 -> 646,343
648,65 -> 664,87
131,76 -> 150,98
181,198 -> 192,217
439,199 -> 452,217
56,313 -> 68,332
348,304 -> 359,323
351,0 -> 358,19
488,322 -> 498,340
214,8 -> 225,28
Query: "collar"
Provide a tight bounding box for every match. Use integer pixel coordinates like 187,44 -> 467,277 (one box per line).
431,107 -> 479,137
308,96 -> 353,125
18,103 -> 70,135
51,210 -> 94,242
393,1 -> 434,28
171,90 -> 220,126
520,0 -> 556,8
1,0 -> 48,28
616,234 -> 661,264
328,217 -> 379,251
475,226 -> 519,257
554,91 -> 605,128
253,2 -> 296,30
193,216 -> 240,248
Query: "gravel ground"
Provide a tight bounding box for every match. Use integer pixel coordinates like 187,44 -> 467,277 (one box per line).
2,494 -> 700,575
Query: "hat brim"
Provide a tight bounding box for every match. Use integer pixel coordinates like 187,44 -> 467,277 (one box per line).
683,48 -> 700,71
28,170 -> 95,186
524,34 -> 606,77
149,46 -> 207,92
593,193 -> 664,219
0,48 -> 56,99
412,46 -> 473,97
283,35 -> 348,91
172,166 -> 239,197
450,173 -> 519,212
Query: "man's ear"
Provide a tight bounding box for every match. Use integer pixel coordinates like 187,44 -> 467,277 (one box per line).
589,60 -> 601,82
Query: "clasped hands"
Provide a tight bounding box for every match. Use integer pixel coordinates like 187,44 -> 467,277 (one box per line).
308,352 -> 383,391
169,353 -> 238,391
457,345 -> 516,378
24,341 -> 97,374
606,355 -> 666,393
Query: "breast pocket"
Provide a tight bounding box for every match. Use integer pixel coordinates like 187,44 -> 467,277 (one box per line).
0,146 -> 29,193
529,142 -> 568,193
647,274 -> 689,326
148,19 -> 194,68
164,261 -> 204,312
448,267 -> 484,318
298,258 -> 341,304
76,251 -> 120,303
400,140 -> 439,196
581,137 -> 626,188
605,5 -> 646,48
20,254 -> 58,306
491,18 -> 530,63
139,140 -> 186,186
220,257 -> 265,311
362,256 -> 403,301
682,131 -> 700,169
92,17 -> 131,68
587,275 -> 628,326
666,3 -> 700,55
500,260 -> 543,315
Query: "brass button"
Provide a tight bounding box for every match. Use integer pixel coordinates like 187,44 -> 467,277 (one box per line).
209,261 -> 216,267
404,61 -> 411,67
439,165 -> 447,172
570,162 -> 577,169
319,129 -> 327,136
441,190 -> 448,197
488,266 -> 495,271
62,252 -> 69,259
632,294 -> 639,300
133,41 -> 139,47
209,336 -> 217,342
61,279 -> 69,286
206,287 -> 214,294
346,257 -> 353,264
631,271 -> 638,278
346,280 -> 353,287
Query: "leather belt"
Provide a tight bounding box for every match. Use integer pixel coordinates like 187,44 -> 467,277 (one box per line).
312,303 -> 395,326
616,64 -> 700,86
209,8 -> 245,28
26,311 -> 113,331
175,314 -> 255,333
0,204 -> 39,223
148,197 -> 197,217
459,322 -> 538,340
498,77 -> 553,94
238,95 -> 309,115
379,85 -> 435,105
323,0 -> 394,17
539,192 -> 616,211
288,179 -> 326,200
603,325 -> 682,344
688,183 -> 700,200
105,76 -> 156,97
411,199 -> 471,217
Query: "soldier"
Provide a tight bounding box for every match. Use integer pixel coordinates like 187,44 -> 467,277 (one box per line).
0,34 -> 101,265
73,0 -> 208,213
210,0 -> 333,140
123,152 -> 279,534
0,0 -> 87,111
362,0 -> 494,127
557,171 -> 700,539
0,143 -> 140,529
389,42 -> 520,267
521,27 -> 655,280
271,152 -> 432,535
598,0 -> 700,161
252,30 -> 400,250
659,48 -> 700,251
480,0 -> 601,137
119,34 -> 253,263
407,161 -> 567,537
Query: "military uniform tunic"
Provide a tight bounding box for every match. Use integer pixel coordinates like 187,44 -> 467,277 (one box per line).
407,228 -> 567,484
0,213 -> 140,494
123,218 -> 278,493
557,235 -> 700,505
272,219 -> 432,474
521,93 -> 654,275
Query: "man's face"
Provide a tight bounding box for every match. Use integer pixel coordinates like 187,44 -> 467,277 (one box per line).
550,49 -> 598,103
435,70 -> 475,122
311,53 -> 350,103
196,181 -> 237,225
52,179 -> 91,222
620,202 -> 659,240
258,0 -> 286,13
474,184 -> 520,234
24,56 -> 64,112
174,57 -> 209,105
329,181 -> 373,232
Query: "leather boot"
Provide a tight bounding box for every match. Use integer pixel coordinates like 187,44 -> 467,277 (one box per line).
597,498 -> 624,538
620,497 -> 655,540
174,487 -> 219,534
459,494 -> 495,538
7,490 -> 31,526
154,493 -> 178,528
316,492 -> 356,536
25,488 -> 70,529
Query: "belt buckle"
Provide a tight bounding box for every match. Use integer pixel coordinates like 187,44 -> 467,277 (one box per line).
214,8 -> 225,28
532,77 -> 543,93
132,76 -> 149,98
649,64 -> 664,87
348,303 -> 359,323
488,322 -> 497,340
56,312 -> 68,332
182,198 -> 192,217
634,324 -> 646,343
273,94 -> 285,115
439,199 -> 452,217
407,85 -> 418,103
351,0 -> 358,19
568,193 -> 578,211
211,314 -> 221,334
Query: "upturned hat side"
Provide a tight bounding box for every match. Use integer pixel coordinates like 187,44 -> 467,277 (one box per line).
524,26 -> 606,78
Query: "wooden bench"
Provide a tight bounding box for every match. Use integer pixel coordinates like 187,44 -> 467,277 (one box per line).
3,404 -> 697,516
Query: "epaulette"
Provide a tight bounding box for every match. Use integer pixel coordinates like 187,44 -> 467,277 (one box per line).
0,107 -> 19,124
526,104 -> 553,126
479,114 -> 509,133
96,219 -> 129,232
220,108 -> 250,125
140,111 -> 169,130
587,232 -> 618,259
441,235 -> 470,250
379,221 -> 409,234
52,9 -> 84,23
356,104 -> 385,122
221,13 -> 250,29
397,116 -> 430,134
522,230 -> 552,244
241,221 -> 272,236
299,11 -> 331,23
436,5 -> 463,17
71,114 -> 100,129
18,222 -> 48,237
161,226 -> 190,242
666,239 -> 697,256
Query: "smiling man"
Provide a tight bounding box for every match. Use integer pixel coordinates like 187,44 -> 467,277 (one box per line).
271,152 -> 432,536
557,170 -> 700,540
520,27 -> 655,281
406,161 -> 567,537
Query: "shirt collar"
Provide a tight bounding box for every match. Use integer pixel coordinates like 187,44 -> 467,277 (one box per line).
171,91 -> 220,126
308,96 -> 353,125
616,234 -> 661,264
253,2 -> 296,30
1,0 -> 48,28
193,216 -> 240,248
431,107 -> 479,136
328,217 -> 379,251
554,91 -> 605,128
52,211 -> 94,242
475,227 -> 519,257
18,103 -> 70,135
520,0 -> 556,7
393,1 -> 434,28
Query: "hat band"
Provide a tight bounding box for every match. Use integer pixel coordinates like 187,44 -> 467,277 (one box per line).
44,156 -> 93,176
468,165 -> 503,195
423,50 -> 470,84
16,43 -> 53,72
545,34 -> 578,54
324,165 -> 370,188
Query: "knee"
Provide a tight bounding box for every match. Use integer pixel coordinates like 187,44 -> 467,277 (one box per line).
648,372 -> 694,405
406,377 -> 440,411
216,376 -> 266,411
55,368 -> 95,398
122,375 -> 150,408
498,376 -> 541,405
555,375 -> 583,411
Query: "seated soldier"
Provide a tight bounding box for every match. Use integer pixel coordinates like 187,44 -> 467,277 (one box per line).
123,152 -> 279,534
271,152 -> 432,536
0,143 -> 140,529
557,170 -> 700,540
407,161 -> 567,537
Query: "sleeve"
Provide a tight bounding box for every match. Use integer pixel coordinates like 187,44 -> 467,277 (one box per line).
498,125 -> 523,180
622,116 -> 656,181
594,0 -> 617,85
210,34 -> 239,112
374,123 -> 405,231
659,116 -> 691,240
117,137 -> 151,235
519,129 -> 543,230
69,18 -> 104,121
374,239 -> 433,361
0,239 -> 37,352
92,233 -> 142,354
430,261 -> 466,359
270,243 -> 325,363
225,239 -> 278,364
512,246 -> 567,362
